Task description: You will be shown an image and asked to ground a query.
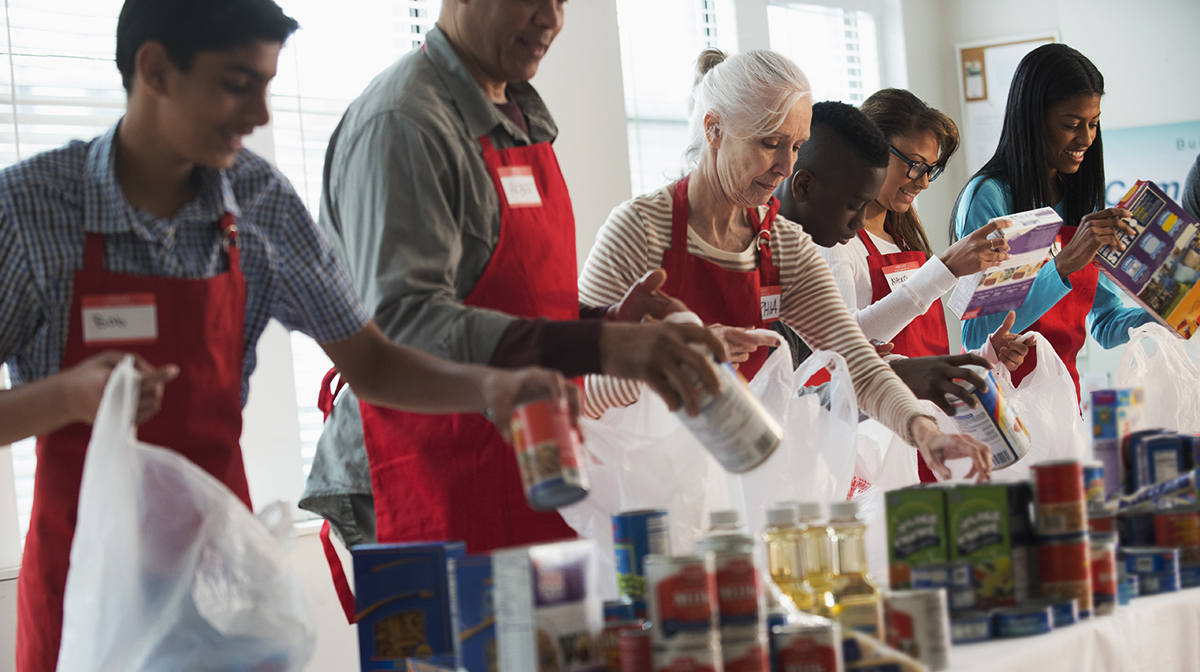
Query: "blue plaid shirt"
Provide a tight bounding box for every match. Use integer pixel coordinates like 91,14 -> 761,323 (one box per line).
0,124 -> 370,404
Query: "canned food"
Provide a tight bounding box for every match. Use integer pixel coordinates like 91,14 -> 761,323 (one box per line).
948,610 -> 991,644
645,555 -> 712,646
1179,563 -> 1200,588
676,348 -> 783,473
1037,533 -> 1092,616
1138,569 -> 1181,595
1083,462 -> 1106,508
653,643 -> 717,672
615,510 -> 671,616
1031,461 -> 1087,536
992,605 -> 1053,637
720,637 -> 767,672
1118,506 -> 1157,547
1154,504 -> 1200,548
885,589 -> 950,671
1119,574 -> 1138,603
1122,546 -> 1180,575
601,619 -> 644,672
1023,597 -> 1079,627
771,621 -> 842,672
707,549 -> 759,638
605,599 -> 637,623
510,398 -> 588,510
949,587 -> 976,611
1088,511 -> 1117,534
945,366 -> 1031,470
619,627 -> 652,672
1089,532 -> 1118,616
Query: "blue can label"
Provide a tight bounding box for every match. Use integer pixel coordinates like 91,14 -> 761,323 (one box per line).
613,510 -> 670,601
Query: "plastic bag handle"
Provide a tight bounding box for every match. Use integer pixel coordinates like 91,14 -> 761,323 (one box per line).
320,520 -> 358,624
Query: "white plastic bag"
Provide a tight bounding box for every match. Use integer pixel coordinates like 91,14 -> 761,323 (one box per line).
57,358 -> 315,672
1117,323 -> 1200,433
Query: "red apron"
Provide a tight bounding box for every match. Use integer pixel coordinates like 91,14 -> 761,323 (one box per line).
354,135 -> 578,556
660,176 -> 782,381
860,228 -> 949,483
1010,225 -> 1098,400
16,215 -> 249,672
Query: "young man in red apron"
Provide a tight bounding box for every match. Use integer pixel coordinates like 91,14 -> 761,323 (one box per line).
0,2 -> 585,669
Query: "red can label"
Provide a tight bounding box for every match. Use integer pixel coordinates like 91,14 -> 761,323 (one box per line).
1031,461 -> 1084,505
774,628 -> 840,672
711,553 -> 759,629
1089,513 -> 1116,533
651,561 -> 712,640
653,646 -> 717,672
1155,510 -> 1200,548
1038,539 -> 1090,583
722,638 -> 767,672
620,630 -> 653,672
1089,543 -> 1118,598
511,398 -> 585,507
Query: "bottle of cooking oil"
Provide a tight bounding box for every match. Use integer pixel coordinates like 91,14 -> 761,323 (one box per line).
828,501 -> 883,639
696,509 -> 753,554
762,506 -> 816,611
796,502 -> 838,619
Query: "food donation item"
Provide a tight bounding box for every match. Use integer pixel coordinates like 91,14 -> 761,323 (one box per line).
944,366 -> 1031,470
884,589 -> 950,671
1089,388 -> 1144,499
948,207 -> 1063,320
1030,461 -> 1087,537
1036,533 -> 1093,617
511,397 -> 589,510
1089,532 -> 1118,616
886,487 -> 949,590
614,509 -> 672,618
946,482 -> 1034,608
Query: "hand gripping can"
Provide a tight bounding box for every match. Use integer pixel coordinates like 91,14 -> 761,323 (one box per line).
646,555 -> 713,647
946,365 -> 1031,470
510,397 -> 588,510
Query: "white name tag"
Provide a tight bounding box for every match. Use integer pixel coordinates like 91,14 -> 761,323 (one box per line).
882,261 -> 921,290
760,285 -> 781,322
81,293 -> 158,345
498,165 -> 542,208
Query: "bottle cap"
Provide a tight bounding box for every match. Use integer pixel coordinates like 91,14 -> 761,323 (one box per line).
710,510 -> 739,526
795,502 -> 823,520
765,507 -> 795,527
830,501 -> 859,520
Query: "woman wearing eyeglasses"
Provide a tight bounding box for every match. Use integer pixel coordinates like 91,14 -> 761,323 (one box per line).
819,88 -> 1027,481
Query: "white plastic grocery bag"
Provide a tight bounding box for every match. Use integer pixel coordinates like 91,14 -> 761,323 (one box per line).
1117,323 -> 1200,433
57,357 -> 315,672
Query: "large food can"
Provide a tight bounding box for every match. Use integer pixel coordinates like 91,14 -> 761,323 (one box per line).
946,365 -> 1031,469
1121,546 -> 1180,575
510,397 -> 588,510
1037,533 -> 1093,616
1154,504 -> 1200,548
1089,532 -> 1118,616
1082,462 -> 1106,508
1031,461 -> 1087,536
719,637 -> 767,672
619,627 -> 653,672
614,510 -> 672,617
706,549 -> 760,640
1088,510 -> 1116,534
601,619 -> 645,672
652,643 -> 717,672
770,621 -> 842,672
885,589 -> 951,671
676,347 -> 783,473
646,555 -> 713,646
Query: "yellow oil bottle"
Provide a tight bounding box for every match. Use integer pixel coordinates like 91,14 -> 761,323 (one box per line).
828,501 -> 884,639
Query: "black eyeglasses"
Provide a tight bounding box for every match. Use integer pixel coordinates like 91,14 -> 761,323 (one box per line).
889,146 -> 944,182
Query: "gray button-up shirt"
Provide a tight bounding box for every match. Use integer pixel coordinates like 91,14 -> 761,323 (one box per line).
301,27 -> 582,544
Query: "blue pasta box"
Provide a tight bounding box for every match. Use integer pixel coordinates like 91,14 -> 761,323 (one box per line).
1132,432 -> 1183,491
352,540 -> 467,672
449,555 -> 496,672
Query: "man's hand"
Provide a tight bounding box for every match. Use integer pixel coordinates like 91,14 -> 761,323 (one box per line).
890,353 -> 990,416
910,415 -> 992,482
1056,208 -> 1137,278
606,268 -> 689,323
599,321 -> 725,415
62,351 -> 179,426
708,325 -> 779,364
478,367 -> 580,443
988,311 -> 1030,372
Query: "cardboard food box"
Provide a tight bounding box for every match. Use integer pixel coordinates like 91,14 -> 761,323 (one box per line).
450,555 -> 496,672
1090,388 -> 1145,498
946,483 -> 1034,609
948,208 -> 1063,320
1132,432 -> 1184,492
1101,180 -> 1200,339
494,539 -> 605,672
886,486 -> 949,589
352,541 -> 467,672
1122,428 -> 1171,494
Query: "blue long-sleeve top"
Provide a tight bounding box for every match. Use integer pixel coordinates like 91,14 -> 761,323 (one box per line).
955,175 -> 1153,351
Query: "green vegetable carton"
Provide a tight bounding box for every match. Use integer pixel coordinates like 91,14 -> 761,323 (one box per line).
886,486 -> 949,589
946,482 -> 1034,609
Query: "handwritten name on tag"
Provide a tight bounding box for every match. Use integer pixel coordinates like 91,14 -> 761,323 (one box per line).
882,261 -> 921,290
498,165 -> 542,208
760,285 -> 782,322
81,293 -> 158,345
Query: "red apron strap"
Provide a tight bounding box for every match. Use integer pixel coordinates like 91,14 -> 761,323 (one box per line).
320,519 -> 359,624
318,367 -> 346,421
857,229 -> 884,257
671,176 -> 691,253
750,196 -> 781,288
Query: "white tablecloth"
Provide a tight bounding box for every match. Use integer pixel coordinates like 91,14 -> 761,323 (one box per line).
946,590 -> 1200,671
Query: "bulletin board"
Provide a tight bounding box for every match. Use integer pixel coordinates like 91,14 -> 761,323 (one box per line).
956,34 -> 1057,176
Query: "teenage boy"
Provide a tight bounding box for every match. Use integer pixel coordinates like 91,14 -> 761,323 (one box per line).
0,1 -> 600,669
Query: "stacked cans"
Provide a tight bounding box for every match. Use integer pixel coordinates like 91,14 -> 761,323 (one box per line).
911,561 -> 974,611
615,510 -> 672,618
884,589 -> 951,671
1031,461 -> 1094,617
1121,547 -> 1181,596
1089,532 -> 1119,616
769,621 -> 842,672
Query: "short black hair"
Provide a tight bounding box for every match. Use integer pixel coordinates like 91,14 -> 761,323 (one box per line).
116,0 -> 299,92
796,101 -> 889,171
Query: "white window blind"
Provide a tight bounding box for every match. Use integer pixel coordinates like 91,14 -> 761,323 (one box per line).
767,2 -> 881,104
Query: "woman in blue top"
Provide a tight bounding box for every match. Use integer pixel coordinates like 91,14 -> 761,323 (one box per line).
952,43 -> 1152,396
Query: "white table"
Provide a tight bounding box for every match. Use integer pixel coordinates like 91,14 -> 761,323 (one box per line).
946,590 -> 1200,671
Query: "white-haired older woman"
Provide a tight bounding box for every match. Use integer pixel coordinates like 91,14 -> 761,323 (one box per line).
578,49 -> 990,480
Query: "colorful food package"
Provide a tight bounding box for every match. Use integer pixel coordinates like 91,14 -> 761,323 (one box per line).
948,207 -> 1063,320
493,539 -> 605,672
946,483 -> 1034,609
351,541 -> 467,672
886,486 -> 949,589
1089,388 -> 1145,498
449,555 -> 496,672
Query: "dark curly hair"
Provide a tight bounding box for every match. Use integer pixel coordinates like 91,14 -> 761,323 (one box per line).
804,100 -> 889,169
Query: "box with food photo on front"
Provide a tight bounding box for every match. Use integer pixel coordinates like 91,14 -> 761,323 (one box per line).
946,482 -> 1035,609
948,207 -> 1064,320
352,540 -> 467,672
1100,180 -> 1200,339
494,539 -> 605,672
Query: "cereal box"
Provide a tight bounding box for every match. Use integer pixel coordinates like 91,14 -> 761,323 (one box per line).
1090,388 -> 1145,498
886,486 -> 949,589
945,483 -> 1033,609
494,539 -> 605,672
352,541 -> 467,672
948,208 -> 1063,320
449,555 -> 496,672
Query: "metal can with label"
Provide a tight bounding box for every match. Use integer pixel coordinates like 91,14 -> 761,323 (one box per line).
1023,597 -> 1079,627
1031,461 -> 1087,536
510,397 -> 588,510
949,610 -> 991,644
1037,533 -> 1093,616
1088,510 -> 1117,534
720,637 -> 767,672
1122,546 -> 1180,575
619,627 -> 653,672
1089,532 -> 1118,616
706,549 -> 760,640
1139,570 -> 1181,595
601,619 -> 644,672
1179,564 -> 1200,588
1154,504 -> 1200,548
614,509 -> 672,617
653,643 -> 717,672
646,555 -> 713,647
992,605 -> 1054,637
946,366 -> 1031,470
676,346 -> 783,473
1083,462 -> 1106,508
885,589 -> 950,671
770,621 -> 842,672
1118,505 -> 1157,547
